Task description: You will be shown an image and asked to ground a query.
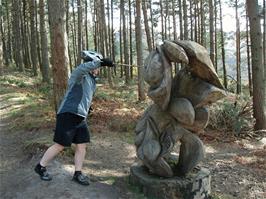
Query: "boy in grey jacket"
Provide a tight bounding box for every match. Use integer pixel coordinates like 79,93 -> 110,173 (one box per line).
34,51 -> 114,185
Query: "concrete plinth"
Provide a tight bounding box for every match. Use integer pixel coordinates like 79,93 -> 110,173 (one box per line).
129,164 -> 211,199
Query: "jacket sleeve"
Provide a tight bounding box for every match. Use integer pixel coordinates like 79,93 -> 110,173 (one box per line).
70,60 -> 102,81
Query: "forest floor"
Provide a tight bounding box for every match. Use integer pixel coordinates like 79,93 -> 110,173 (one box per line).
0,70 -> 265,199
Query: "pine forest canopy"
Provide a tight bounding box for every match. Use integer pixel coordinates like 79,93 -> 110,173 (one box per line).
0,0 -> 265,130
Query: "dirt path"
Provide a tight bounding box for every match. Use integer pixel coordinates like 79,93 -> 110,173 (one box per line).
1,123 -> 265,199
202,139 -> 266,199
0,125 -> 135,199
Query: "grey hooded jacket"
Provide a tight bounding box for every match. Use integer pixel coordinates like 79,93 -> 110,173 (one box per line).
57,60 -> 101,118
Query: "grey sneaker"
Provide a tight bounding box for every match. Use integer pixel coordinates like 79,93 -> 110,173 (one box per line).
34,164 -> 52,181
72,173 -> 90,185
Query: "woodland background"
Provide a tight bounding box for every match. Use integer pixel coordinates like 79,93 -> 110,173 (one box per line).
0,1 -> 265,198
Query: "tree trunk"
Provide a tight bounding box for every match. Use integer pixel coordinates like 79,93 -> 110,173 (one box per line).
246,0 -> 266,130
72,0 -> 77,66
194,1 -> 199,42
77,0 -> 83,65
29,0 -> 38,76
0,16 -> 3,76
149,0 -> 155,48
136,0 -> 145,101
142,0 -> 152,51
1,6 -> 8,66
121,0 -> 129,84
183,0 -> 188,40
66,0 -> 73,71
47,0 -> 69,111
35,0 -> 41,69
209,0 -> 215,68
172,0 -> 177,40
129,0 -> 133,78
235,0 -> 241,94
263,0 -> 266,83
218,0 -> 227,89
178,0 -> 183,40
111,0 -> 116,72
85,0 -> 89,50
39,0 -> 50,83
160,0 -> 164,40
200,0 -> 206,46
246,7 -> 252,96
214,0 -> 218,69
12,0 -> 24,71
164,1 -> 169,40
21,0 -> 31,68
100,0 -> 113,87
189,0 -> 194,40
5,0 -> 12,65
119,14 -> 123,78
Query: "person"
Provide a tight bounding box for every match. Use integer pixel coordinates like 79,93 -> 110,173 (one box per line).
34,51 -> 114,185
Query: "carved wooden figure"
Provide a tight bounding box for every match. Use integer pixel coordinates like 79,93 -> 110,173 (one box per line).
135,40 -> 226,177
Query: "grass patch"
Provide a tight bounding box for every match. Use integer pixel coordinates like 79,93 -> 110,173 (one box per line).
0,72 -> 55,131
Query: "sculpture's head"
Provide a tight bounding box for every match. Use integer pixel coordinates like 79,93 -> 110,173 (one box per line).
143,50 -> 164,89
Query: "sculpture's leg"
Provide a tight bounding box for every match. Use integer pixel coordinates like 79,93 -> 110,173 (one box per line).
144,157 -> 173,177
176,132 -> 204,176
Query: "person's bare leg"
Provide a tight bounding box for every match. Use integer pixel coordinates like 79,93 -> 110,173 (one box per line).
74,143 -> 87,171
40,143 -> 64,167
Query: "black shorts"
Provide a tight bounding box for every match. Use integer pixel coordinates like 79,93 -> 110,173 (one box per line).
53,112 -> 90,147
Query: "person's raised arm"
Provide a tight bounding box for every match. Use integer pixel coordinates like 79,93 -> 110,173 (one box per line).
70,58 -> 114,81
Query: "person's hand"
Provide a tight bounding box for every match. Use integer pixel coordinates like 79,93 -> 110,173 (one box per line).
100,58 -> 114,67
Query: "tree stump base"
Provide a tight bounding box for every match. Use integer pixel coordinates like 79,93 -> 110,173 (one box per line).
129,164 -> 211,199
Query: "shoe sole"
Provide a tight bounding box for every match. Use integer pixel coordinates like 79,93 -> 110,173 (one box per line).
34,168 -> 52,181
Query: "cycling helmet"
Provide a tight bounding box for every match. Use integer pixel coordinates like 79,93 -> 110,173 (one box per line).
80,50 -> 103,62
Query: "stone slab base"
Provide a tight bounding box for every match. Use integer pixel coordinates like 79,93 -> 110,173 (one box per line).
129,164 -> 211,199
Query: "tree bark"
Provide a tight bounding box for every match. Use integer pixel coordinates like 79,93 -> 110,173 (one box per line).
47,0 -> 69,111
111,0 -> 116,73
218,0 -> 227,89
39,0 -> 50,83
263,0 -> 266,84
129,0 -> 133,78
246,0 -> 266,130
142,0 -> 152,51
183,0 -> 188,40
29,0 -> 38,76
12,0 -> 24,71
66,0 -> 73,71
77,0 -> 83,65
121,0 -> 130,84
149,0 -> 155,48
209,0 -> 215,68
85,0 -> 89,50
35,0 -> 41,69
246,7 -> 252,96
136,0 -> 145,101
200,0 -> 206,46
72,0 -> 77,66
5,0 -> 12,65
235,0 -> 241,94
172,0 -> 177,40
21,0 -> 31,68
189,0 -> 194,40
0,15 -> 3,76
178,0 -> 183,40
